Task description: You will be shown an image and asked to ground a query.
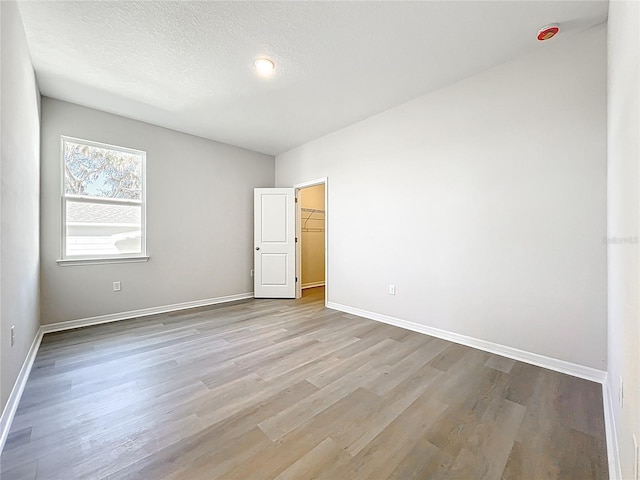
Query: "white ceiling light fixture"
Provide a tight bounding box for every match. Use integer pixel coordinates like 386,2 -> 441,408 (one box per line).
254,57 -> 275,77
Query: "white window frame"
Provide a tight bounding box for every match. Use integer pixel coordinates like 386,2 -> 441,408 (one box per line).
58,136 -> 149,266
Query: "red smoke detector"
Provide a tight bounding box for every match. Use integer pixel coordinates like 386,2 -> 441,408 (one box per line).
537,23 -> 560,41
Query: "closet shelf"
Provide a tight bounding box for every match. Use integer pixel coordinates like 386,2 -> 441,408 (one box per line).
301,207 -> 325,233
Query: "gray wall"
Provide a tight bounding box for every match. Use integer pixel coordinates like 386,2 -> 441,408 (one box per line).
276,26 -> 607,370
0,1 -> 41,411
40,98 -> 274,325
607,1 -> 640,477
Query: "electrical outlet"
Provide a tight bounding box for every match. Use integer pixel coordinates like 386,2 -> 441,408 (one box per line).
250,269 -> 254,277
620,376 -> 624,408
113,281 -> 121,292
389,284 -> 396,295
10,325 -> 15,347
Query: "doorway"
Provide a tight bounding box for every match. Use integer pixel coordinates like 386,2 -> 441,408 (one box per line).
295,179 -> 327,303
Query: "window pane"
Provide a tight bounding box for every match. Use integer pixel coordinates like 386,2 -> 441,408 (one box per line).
66,201 -> 142,256
63,141 -> 143,200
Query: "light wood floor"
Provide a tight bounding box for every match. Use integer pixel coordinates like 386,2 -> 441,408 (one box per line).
1,288 -> 608,479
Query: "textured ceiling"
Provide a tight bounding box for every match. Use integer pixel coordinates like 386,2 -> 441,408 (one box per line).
17,1 -> 608,155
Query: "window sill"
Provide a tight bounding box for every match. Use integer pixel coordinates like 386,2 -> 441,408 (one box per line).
57,256 -> 150,267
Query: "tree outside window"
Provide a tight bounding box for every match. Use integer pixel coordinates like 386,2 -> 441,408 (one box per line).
61,137 -> 146,260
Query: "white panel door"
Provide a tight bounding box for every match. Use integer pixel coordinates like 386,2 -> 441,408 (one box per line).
254,188 -> 295,298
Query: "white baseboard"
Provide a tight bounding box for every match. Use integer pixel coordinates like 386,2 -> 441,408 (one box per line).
302,282 -> 325,290
0,328 -> 43,453
603,379 -> 622,480
41,292 -> 254,334
327,301 -> 607,384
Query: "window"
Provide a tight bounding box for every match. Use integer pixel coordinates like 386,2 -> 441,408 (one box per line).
60,136 -> 147,264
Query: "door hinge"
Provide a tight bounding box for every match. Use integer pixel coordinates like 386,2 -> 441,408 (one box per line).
295,237 -> 298,243
295,197 -> 298,203
296,277 -> 298,282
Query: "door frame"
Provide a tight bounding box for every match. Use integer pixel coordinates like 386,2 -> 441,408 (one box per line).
294,177 -> 328,305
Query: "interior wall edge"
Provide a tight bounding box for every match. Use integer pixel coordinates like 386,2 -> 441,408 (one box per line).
1,0 -> 42,416
603,379 -> 623,480
0,326 -> 43,454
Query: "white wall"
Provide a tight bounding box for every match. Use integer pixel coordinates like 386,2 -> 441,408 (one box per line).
40,98 -> 274,325
276,26 -> 607,370
300,184 -> 325,287
0,1 -> 41,412
607,1 -> 640,478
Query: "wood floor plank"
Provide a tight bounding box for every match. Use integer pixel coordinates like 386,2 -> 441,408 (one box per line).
484,354 -> 516,374
319,390 -> 449,479
273,437 -> 346,480
0,287 -> 608,479
445,397 -> 526,479
112,381 -> 318,480
345,366 -> 446,457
